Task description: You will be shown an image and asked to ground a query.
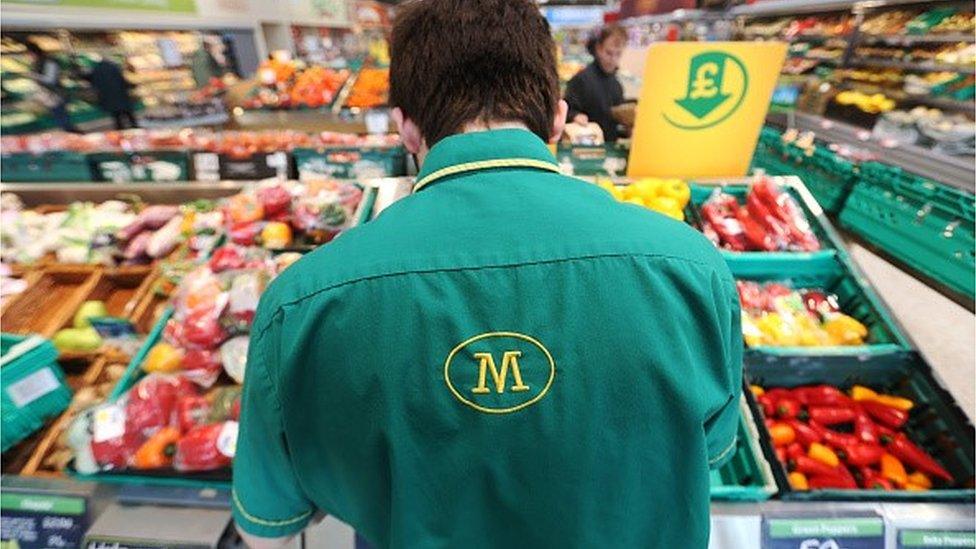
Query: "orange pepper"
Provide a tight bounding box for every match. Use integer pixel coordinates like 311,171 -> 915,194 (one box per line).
904,483 -> 927,491
907,471 -> 932,489
768,422 -> 796,447
133,427 -> 180,469
788,471 -> 809,490
880,452 -> 908,486
808,442 -> 840,468
750,385 -> 765,397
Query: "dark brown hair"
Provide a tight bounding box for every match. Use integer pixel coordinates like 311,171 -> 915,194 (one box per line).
389,0 -> 559,147
586,25 -> 627,56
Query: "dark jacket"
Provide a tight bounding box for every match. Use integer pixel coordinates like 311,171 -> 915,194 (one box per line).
87,60 -> 133,113
564,62 -> 625,142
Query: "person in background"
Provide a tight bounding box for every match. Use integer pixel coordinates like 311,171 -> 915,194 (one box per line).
232,0 -> 741,547
83,54 -> 138,130
564,24 -> 627,142
24,40 -> 79,133
191,36 -> 222,89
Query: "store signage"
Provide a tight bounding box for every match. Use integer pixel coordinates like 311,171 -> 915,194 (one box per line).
762,516 -> 885,549
5,0 -> 196,13
627,42 -> 786,178
0,491 -> 88,549
898,530 -> 976,548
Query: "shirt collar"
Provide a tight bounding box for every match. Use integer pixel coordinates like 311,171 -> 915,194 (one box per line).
413,128 -> 560,192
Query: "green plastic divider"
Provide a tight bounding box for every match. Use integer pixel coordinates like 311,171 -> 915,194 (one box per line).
89,150 -> 191,182
293,146 -> 407,180
730,253 -> 911,355
1,152 -> 94,182
744,351 -> 975,502
839,162 -> 975,303
1,334 -> 73,452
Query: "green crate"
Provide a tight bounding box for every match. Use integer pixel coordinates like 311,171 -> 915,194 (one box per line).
730,253 -> 910,355
1,152 -> 93,182
710,397 -> 779,501
688,181 -> 839,262
293,146 -> 406,180
89,150 -> 191,182
839,163 -> 975,302
744,351 -> 975,502
1,334 -> 73,452
555,143 -> 629,176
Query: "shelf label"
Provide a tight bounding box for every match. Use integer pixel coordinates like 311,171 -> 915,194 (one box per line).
6,367 -> 60,407
763,516 -> 885,549
0,492 -> 87,549
899,530 -> 976,548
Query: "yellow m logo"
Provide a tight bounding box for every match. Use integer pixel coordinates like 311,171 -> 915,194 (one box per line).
471,351 -> 530,394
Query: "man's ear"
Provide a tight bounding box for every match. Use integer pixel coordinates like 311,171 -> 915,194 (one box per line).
549,100 -> 569,144
392,107 -> 422,155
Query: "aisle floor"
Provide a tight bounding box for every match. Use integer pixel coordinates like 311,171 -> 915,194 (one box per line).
846,240 -> 975,420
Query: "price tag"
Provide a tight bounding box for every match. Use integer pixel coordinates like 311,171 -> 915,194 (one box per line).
92,404 -> 125,443
266,152 -> 288,169
193,153 -> 220,181
6,367 -> 60,407
763,515 -> 885,549
899,530 -> 976,548
0,491 -> 87,549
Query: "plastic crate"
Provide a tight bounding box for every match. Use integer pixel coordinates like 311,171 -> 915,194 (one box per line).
293,146 -> 407,180
744,352 -> 975,502
840,163 -> 975,302
1,334 -> 73,452
688,181 -> 838,262
89,151 -> 190,182
555,143 -> 629,176
730,253 -> 909,355
1,152 -> 93,182
710,397 -> 779,501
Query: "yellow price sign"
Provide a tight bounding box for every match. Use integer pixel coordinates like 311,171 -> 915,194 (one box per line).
627,42 -> 787,179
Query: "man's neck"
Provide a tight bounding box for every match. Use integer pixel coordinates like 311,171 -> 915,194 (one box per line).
415,121 -> 530,166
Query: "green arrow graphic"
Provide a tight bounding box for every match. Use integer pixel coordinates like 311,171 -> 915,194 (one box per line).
676,93 -> 730,119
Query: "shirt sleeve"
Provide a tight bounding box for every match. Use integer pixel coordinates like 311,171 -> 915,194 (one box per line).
232,311 -> 315,538
703,276 -> 743,470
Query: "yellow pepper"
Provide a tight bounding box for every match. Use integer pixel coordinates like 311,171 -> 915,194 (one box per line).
750,385 -> 765,397
658,179 -> 691,209
143,343 -> 184,374
880,453 -> 908,486
823,314 -> 868,346
851,385 -> 878,402
788,472 -> 809,491
873,394 -> 914,412
808,442 -> 840,468
907,471 -> 932,489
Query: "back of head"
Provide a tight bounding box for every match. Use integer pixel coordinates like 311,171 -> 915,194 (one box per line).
389,0 -> 559,147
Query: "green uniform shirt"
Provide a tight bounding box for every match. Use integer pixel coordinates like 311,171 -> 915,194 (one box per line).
233,128 -> 742,548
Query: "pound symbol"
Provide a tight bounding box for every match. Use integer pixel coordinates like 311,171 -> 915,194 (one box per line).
689,62 -> 720,99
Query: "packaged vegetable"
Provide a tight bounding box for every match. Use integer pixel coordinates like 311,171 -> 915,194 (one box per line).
220,336 -> 249,384
174,421 -> 237,472
181,349 -> 223,388
143,342 -> 185,374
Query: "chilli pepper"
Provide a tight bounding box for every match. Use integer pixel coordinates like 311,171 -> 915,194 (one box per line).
854,411 -> 879,444
904,483 -> 927,491
908,471 -> 932,489
807,473 -> 858,490
858,467 -> 893,490
873,394 -> 914,412
861,400 -> 908,429
736,207 -> 777,251
132,427 -> 180,470
808,442 -> 840,468
776,398 -> 802,419
883,432 -> 953,482
786,442 -> 805,460
757,394 -> 775,417
764,388 -> 794,404
838,443 -> 885,467
750,385 -> 765,397
821,429 -> 860,450
795,385 -> 853,407
788,471 -> 809,490
769,422 -> 796,447
776,447 -> 787,464
786,419 -> 822,446
850,385 -> 878,402
880,453 -> 908,486
808,406 -> 856,426
791,455 -> 842,477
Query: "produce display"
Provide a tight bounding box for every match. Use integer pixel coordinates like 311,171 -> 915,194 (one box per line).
737,281 -> 869,347
696,178 -> 821,252
595,177 -> 691,221
753,383 -> 956,491
344,68 -> 389,109
243,60 -> 351,110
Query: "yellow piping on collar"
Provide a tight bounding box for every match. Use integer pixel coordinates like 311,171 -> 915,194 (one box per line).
413,158 -> 561,192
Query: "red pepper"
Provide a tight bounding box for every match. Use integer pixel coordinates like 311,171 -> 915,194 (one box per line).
174,422 -> 234,472
177,396 -> 212,433
791,455 -> 842,477
858,467 -> 893,490
861,400 -> 908,429
794,385 -> 853,407
736,207 -> 776,251
854,411 -> 879,444
839,444 -> 885,467
207,245 -> 246,273
701,194 -> 749,251
807,473 -> 858,489
883,432 -> 954,482
764,388 -> 794,403
808,406 -> 856,426
786,419 -> 822,446
775,446 -> 787,464
746,191 -> 789,250
786,442 -> 805,460
776,398 -> 802,419
821,429 -> 860,450
757,394 -> 776,417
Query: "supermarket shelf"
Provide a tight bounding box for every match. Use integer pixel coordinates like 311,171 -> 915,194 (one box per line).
139,112 -> 230,129
860,33 -> 976,44
0,181 -> 249,207
850,58 -> 976,75
230,109 -> 367,134
767,111 -> 976,193
729,0 -> 935,17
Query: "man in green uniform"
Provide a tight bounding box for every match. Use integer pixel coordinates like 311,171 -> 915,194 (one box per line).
233,0 -> 742,547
